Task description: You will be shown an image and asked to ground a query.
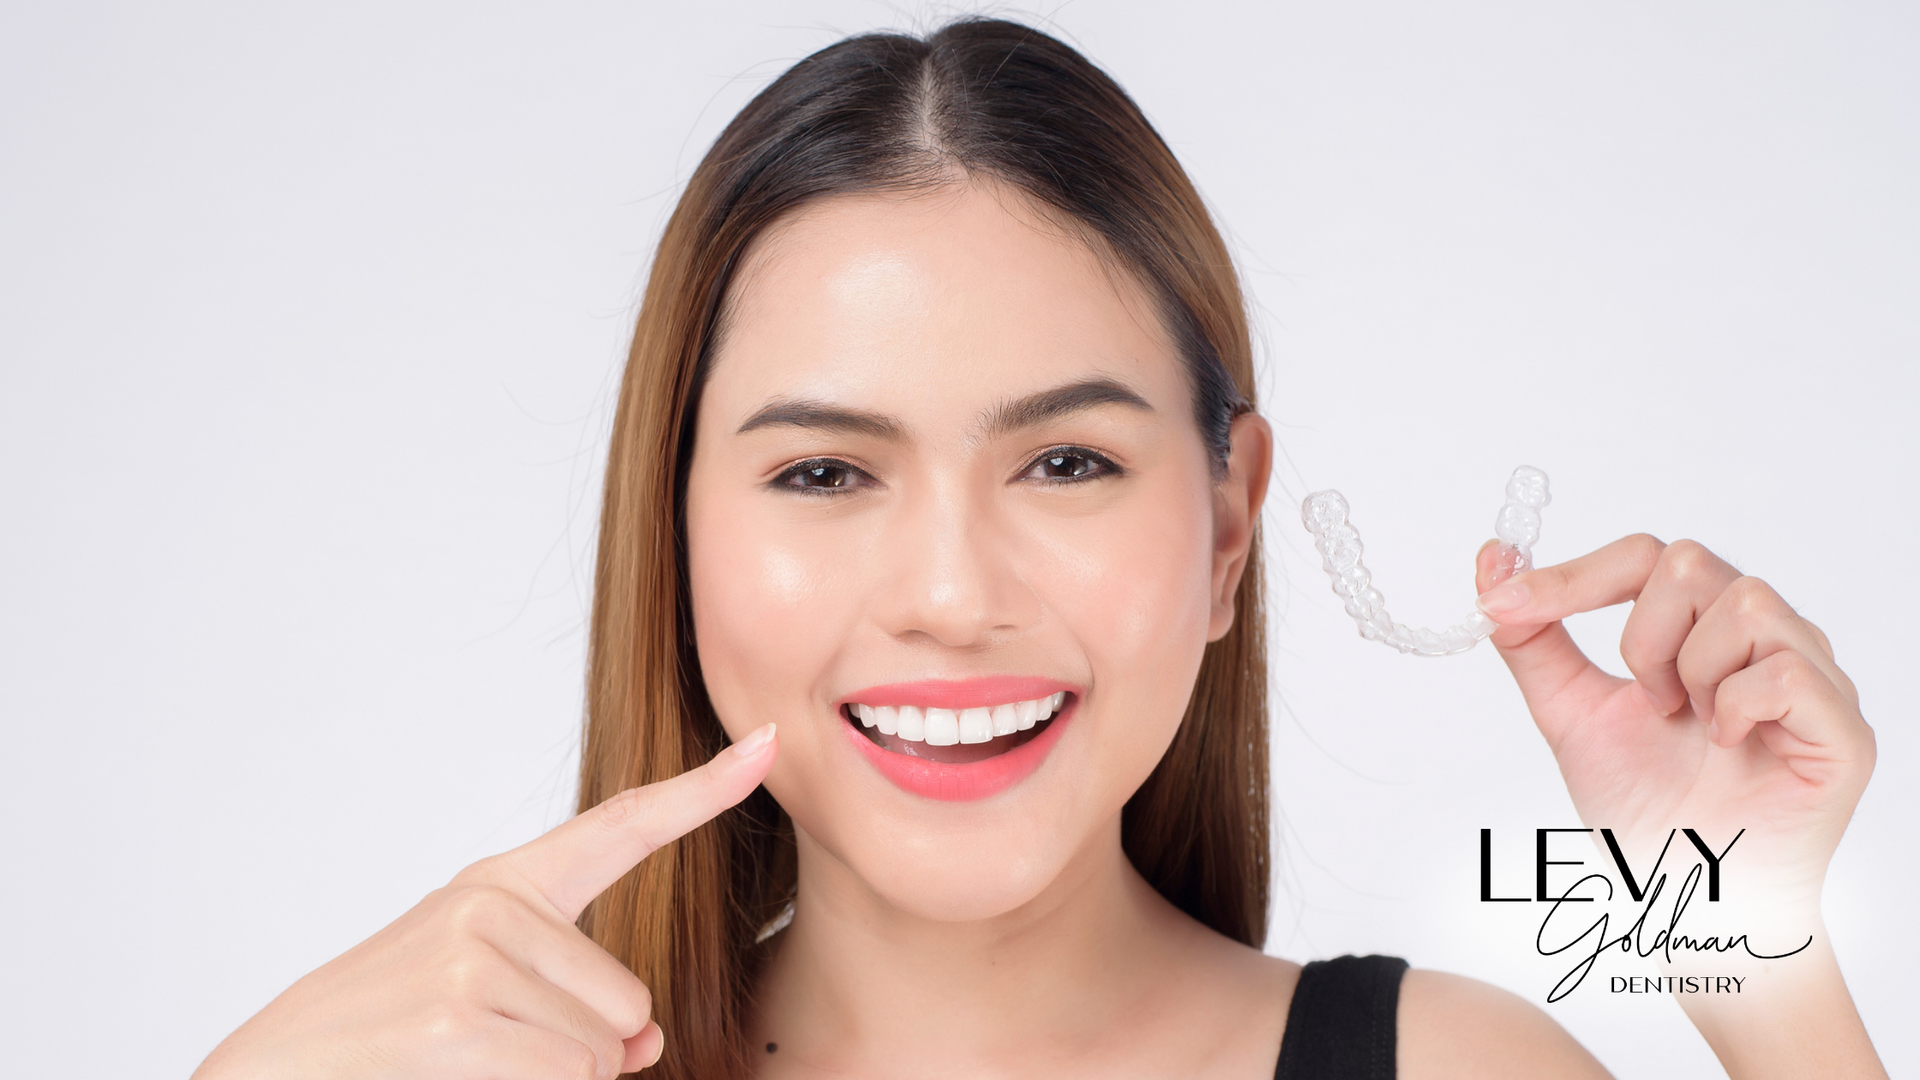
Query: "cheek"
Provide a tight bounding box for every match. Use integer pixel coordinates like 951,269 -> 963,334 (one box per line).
1024,471 -> 1217,757
685,491 -> 867,736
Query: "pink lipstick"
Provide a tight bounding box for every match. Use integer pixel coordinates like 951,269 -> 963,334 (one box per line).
835,677 -> 1080,801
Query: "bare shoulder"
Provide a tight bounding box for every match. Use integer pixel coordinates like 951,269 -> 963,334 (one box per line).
1397,969 -> 1613,1080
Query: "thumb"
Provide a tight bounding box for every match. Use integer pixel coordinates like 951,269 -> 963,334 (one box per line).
1473,541 -> 1611,735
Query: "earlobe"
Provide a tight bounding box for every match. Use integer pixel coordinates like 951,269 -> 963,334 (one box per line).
1207,412 -> 1274,641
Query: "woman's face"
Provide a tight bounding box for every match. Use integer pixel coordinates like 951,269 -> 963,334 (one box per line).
686,182 -> 1267,922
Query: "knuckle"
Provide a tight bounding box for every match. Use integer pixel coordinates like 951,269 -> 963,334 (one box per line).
1662,538 -> 1714,583
439,943 -> 501,999
1725,576 -> 1782,621
1625,533 -> 1665,571
595,786 -> 652,831
1836,669 -> 1862,708
438,883 -> 515,938
1767,651 -> 1816,696
615,977 -> 654,1035
449,854 -> 509,890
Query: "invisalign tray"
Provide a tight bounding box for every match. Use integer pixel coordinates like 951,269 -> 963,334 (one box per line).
1301,466 -> 1550,656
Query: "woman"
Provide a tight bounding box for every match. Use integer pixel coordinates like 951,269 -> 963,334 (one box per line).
193,18 -> 1885,1079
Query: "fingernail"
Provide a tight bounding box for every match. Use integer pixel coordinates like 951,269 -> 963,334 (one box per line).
1705,719 -> 1720,745
1476,580 -> 1530,616
730,722 -> 777,759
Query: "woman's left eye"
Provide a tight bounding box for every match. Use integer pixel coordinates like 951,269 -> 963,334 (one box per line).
1021,447 -> 1117,482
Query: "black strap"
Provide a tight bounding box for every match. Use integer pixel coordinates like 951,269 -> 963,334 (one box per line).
1273,954 -> 1409,1080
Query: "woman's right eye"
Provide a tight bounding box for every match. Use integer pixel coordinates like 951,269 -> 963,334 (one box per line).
774,459 -> 868,494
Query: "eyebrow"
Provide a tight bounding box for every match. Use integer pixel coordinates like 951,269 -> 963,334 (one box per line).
735,399 -> 906,439
734,376 -> 1153,441
978,377 -> 1154,441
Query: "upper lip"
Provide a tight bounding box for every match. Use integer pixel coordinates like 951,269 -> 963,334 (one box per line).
836,676 -> 1081,711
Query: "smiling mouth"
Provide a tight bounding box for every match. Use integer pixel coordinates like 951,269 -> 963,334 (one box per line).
841,692 -> 1067,764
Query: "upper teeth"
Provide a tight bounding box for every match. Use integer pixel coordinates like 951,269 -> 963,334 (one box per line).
853,692 -> 1066,746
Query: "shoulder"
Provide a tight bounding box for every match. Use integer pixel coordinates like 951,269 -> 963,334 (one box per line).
1396,969 -> 1613,1080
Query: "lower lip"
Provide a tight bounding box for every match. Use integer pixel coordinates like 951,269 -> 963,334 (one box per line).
839,699 -> 1076,802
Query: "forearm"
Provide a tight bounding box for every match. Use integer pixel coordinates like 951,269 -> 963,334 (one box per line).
1664,918 -> 1884,1080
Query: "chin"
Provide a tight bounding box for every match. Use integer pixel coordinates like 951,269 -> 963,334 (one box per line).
804,818 -> 1083,924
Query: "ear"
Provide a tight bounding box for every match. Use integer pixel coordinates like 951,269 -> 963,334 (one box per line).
1208,411 -> 1273,641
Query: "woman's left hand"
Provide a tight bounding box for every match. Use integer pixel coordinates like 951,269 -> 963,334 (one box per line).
1472,534 -> 1875,909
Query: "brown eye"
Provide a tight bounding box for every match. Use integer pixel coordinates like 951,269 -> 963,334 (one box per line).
1023,447 -> 1116,482
777,459 -> 865,493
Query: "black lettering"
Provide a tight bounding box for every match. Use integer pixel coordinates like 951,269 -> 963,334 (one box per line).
1538,828 -> 1594,902
1682,828 -> 1744,901
1600,828 -> 1675,902
1481,829 -> 1529,901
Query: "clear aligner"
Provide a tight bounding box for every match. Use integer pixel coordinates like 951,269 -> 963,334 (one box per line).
1300,466 -> 1551,656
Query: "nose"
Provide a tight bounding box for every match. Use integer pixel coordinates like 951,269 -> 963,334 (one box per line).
868,473 -> 1039,649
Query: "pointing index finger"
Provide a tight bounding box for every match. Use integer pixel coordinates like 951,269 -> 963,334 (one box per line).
501,722 -> 778,922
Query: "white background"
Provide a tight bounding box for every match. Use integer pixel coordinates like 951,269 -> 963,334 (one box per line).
2,3 -> 1914,1077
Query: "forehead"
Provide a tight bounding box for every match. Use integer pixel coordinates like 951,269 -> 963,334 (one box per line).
704,183 -> 1184,422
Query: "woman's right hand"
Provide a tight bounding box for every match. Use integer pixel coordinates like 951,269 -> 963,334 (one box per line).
193,722 -> 779,1080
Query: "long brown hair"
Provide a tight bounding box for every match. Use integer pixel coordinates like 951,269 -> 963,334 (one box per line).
577,18 -> 1268,1078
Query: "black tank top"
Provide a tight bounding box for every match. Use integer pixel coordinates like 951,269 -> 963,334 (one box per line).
1272,955 -> 1408,1080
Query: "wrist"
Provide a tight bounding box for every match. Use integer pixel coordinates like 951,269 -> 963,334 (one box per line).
1655,926 -> 1886,1080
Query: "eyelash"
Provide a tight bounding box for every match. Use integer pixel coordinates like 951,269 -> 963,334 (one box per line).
770,447 -> 1122,494
774,458 -> 871,495
1021,446 -> 1121,484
